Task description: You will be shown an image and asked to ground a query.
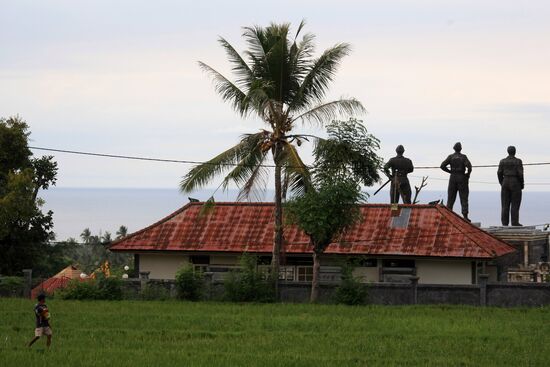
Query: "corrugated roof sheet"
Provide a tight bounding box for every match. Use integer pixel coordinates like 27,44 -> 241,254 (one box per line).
109,202 -> 515,259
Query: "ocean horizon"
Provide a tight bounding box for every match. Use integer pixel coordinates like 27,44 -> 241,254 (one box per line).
42,187 -> 550,241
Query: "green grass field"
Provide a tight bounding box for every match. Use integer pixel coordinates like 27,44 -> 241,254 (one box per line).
1,298 -> 549,366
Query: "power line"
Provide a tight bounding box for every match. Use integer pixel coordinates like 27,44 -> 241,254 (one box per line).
29,146 -> 550,186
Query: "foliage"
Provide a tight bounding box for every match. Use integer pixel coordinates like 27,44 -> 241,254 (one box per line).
60,280 -> 100,300
175,265 -> 204,301
0,116 -> 58,276
334,263 -> 368,305
60,275 -> 122,300
140,283 -> 170,301
285,118 -> 381,302
224,254 -> 275,303
285,179 -> 365,252
0,276 -> 24,296
73,228 -> 132,274
180,21 -> 366,277
313,118 -> 382,186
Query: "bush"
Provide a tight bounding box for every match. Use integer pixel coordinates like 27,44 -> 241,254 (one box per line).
224,254 -> 275,303
0,276 -> 24,297
97,275 -> 123,300
140,284 -> 170,301
60,280 -> 100,300
334,264 -> 367,305
60,275 -> 122,300
175,266 -> 203,301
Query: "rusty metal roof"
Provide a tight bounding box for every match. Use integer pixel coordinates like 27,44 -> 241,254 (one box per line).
109,202 -> 515,259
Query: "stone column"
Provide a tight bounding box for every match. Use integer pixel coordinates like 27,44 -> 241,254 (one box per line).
479,274 -> 489,306
203,272 -> 214,301
139,271 -> 150,292
410,276 -> 420,305
22,269 -> 32,299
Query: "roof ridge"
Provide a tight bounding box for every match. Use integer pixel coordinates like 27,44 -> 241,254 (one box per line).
109,202 -> 194,248
434,205 -> 512,257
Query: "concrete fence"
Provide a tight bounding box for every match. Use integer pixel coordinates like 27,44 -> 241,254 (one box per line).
126,272 -> 550,307
7,270 -> 550,307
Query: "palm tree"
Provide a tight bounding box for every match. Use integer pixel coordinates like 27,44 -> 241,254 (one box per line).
180,21 -> 365,283
116,225 -> 128,240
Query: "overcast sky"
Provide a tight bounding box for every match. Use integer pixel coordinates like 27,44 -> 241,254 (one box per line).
2,0 -> 549,193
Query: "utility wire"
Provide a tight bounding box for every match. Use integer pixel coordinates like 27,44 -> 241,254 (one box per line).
30,146 -> 550,185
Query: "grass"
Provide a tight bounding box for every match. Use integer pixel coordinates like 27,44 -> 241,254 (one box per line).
1,298 -> 549,366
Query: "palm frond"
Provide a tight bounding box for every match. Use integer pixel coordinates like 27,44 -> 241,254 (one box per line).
291,98 -> 366,126
221,133 -> 270,195
180,135 -> 263,193
290,43 -> 352,111
218,37 -> 254,88
198,196 -> 216,218
280,141 -> 312,197
236,159 -> 270,201
198,61 -> 250,116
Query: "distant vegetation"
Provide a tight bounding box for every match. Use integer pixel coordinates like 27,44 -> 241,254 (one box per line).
2,299 -> 550,366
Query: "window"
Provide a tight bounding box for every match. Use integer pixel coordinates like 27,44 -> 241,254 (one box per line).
297,266 -> 313,282
190,255 -> 210,264
193,265 -> 208,273
382,259 -> 415,268
285,256 -> 313,266
279,266 -> 295,281
190,255 -> 210,273
349,257 -> 377,267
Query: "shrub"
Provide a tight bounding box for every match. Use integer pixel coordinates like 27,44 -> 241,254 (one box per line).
0,276 -> 24,297
60,275 -> 122,300
97,275 -> 123,300
334,264 -> 367,305
175,266 -> 203,301
224,254 -> 275,303
60,280 -> 100,300
140,284 -> 170,301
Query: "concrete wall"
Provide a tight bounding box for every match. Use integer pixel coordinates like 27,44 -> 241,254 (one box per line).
353,267 -> 379,282
416,259 -> 472,284
140,254 -> 189,279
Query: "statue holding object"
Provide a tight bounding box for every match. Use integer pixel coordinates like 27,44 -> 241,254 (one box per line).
383,145 -> 414,204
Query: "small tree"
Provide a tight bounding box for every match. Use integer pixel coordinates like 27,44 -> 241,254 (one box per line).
285,118 -> 381,302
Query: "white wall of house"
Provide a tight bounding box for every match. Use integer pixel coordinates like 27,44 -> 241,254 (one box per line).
415,259 -> 472,284
353,267 -> 379,282
140,254 -> 189,279
210,255 -> 239,265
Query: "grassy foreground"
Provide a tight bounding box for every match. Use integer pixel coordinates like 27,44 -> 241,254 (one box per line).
1,298 -> 549,366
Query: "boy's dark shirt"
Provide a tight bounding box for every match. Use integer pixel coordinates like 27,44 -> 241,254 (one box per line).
34,303 -> 50,328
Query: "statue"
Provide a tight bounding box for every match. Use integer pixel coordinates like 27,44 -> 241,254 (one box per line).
497,146 -> 524,226
440,142 -> 472,222
383,145 -> 414,204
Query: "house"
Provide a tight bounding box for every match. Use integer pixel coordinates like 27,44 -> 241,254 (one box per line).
109,202 -> 516,285
31,265 -> 83,299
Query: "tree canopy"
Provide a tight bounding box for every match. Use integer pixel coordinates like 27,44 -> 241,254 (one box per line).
0,116 -> 58,276
285,118 -> 382,302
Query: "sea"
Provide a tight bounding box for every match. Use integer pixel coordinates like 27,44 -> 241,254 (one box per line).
41,188 -> 550,241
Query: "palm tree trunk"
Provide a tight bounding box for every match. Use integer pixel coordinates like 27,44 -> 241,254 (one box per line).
310,250 -> 321,303
272,153 -> 282,298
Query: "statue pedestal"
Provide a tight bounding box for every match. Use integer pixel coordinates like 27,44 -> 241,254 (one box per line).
484,226 -> 549,281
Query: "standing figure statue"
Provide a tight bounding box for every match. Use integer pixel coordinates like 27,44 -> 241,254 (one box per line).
440,142 -> 472,222
498,146 -> 524,226
383,145 -> 414,204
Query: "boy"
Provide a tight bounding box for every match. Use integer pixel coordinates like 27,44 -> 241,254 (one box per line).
28,294 -> 52,348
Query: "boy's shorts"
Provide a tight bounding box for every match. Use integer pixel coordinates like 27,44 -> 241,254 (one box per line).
35,327 -> 52,337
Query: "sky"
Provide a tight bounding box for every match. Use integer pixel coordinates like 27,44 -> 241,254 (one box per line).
1,0 -> 550,193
